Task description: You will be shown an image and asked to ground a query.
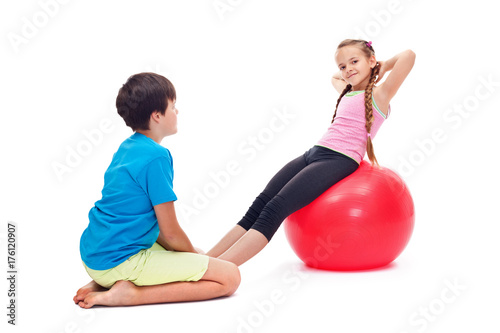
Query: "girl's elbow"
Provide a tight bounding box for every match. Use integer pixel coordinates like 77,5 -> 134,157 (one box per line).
402,50 -> 416,69
406,49 -> 416,61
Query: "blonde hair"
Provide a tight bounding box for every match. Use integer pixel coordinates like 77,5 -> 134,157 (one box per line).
331,39 -> 381,165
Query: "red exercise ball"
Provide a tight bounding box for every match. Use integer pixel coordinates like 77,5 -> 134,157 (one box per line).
284,160 -> 415,271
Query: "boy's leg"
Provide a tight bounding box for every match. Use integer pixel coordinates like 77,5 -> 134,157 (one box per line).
77,257 -> 240,308
207,152 -> 308,257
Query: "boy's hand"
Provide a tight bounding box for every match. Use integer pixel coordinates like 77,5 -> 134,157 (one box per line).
194,247 -> 206,255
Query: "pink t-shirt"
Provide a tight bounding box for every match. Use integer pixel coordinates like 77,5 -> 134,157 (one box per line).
317,90 -> 389,164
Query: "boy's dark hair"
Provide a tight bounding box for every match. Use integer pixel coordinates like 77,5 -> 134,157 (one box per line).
116,72 -> 176,131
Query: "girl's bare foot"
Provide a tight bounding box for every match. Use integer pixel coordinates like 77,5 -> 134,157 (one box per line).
73,280 -> 107,304
78,280 -> 138,309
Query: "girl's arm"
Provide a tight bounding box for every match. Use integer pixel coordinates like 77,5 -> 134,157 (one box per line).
331,71 -> 348,94
154,201 -> 197,253
376,49 -> 416,104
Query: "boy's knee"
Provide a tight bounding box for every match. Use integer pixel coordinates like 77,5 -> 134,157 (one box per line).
224,263 -> 241,296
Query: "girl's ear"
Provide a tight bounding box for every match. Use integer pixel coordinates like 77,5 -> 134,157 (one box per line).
369,55 -> 377,68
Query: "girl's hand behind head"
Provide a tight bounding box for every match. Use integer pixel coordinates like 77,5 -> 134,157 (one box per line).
375,61 -> 387,84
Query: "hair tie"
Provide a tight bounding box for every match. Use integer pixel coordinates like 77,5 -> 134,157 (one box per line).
366,41 -> 372,48
367,133 -> 371,139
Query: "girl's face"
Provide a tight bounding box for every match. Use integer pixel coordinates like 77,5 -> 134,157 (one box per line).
335,45 -> 377,91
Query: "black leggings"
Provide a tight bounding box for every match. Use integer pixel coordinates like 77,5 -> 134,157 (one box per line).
237,145 -> 359,241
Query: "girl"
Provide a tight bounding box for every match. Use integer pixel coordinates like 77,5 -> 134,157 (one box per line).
207,39 -> 416,266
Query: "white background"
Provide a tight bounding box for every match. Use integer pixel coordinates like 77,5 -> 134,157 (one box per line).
1,0 -> 499,332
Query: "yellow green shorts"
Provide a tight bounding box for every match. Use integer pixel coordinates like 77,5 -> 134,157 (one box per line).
83,242 -> 209,288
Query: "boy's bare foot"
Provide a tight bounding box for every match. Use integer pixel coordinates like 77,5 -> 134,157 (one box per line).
73,280 -> 107,304
78,280 -> 138,309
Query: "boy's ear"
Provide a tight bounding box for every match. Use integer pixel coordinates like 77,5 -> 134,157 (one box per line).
150,111 -> 162,124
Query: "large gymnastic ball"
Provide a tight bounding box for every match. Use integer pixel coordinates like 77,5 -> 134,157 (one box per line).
284,161 -> 415,271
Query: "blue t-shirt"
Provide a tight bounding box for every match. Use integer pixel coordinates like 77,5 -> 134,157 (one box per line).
80,132 -> 177,270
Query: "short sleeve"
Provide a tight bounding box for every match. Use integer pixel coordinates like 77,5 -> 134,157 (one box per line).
136,155 -> 177,206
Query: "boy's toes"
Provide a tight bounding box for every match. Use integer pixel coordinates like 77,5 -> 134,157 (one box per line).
74,294 -> 84,304
78,298 -> 93,309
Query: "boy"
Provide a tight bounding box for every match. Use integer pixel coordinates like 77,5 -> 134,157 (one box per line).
74,73 -> 240,309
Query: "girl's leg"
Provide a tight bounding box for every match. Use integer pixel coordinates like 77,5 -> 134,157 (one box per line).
206,225 -> 247,257
218,155 -> 358,266
236,154 -> 308,230
207,153 -> 308,257
217,229 -> 268,266
77,257 -> 240,308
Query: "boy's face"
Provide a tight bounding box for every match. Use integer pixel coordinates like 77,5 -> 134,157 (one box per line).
161,99 -> 178,136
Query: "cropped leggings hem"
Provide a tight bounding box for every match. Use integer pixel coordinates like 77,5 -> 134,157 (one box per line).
237,146 -> 359,241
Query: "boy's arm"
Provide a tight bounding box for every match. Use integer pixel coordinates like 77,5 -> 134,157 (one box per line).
156,233 -> 175,251
154,201 -> 196,253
